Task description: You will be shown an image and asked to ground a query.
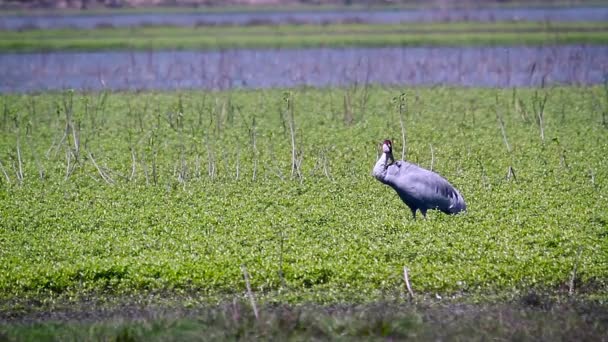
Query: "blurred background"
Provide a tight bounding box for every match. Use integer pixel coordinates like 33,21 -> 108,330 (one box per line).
0,0 -> 607,92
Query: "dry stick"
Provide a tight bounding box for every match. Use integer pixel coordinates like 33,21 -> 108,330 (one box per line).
194,154 -> 201,179
178,147 -> 187,184
286,93 -> 300,180
0,159 -> 10,184
269,143 -> 285,181
235,143 -> 240,181
533,90 -> 548,143
129,147 -> 137,181
251,117 -> 258,182
403,266 -> 415,300
497,114 -> 511,153
507,166 -> 517,181
151,151 -> 158,185
321,150 -> 332,181
589,168 -> 595,185
65,148 -> 72,180
429,144 -> 435,172
569,247 -> 583,296
141,158 -> 150,186
15,136 -> 24,183
398,94 -> 407,160
476,158 -> 490,189
240,265 -> 259,321
72,120 -> 80,158
88,151 -> 114,184
343,91 -> 353,125
27,135 -> 45,180
278,230 -> 287,288
205,132 -> 215,180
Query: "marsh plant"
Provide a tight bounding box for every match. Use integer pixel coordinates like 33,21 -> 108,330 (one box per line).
0,86 -> 606,308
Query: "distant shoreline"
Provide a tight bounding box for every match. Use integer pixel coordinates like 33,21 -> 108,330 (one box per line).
2,0 -> 608,13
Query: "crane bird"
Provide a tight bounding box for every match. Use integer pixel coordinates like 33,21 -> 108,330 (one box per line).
372,139 -> 466,219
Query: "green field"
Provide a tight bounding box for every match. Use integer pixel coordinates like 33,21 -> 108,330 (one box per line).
2,21 -> 608,52
1,86 -> 607,338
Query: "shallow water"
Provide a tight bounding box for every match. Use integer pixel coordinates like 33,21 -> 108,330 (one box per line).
1,46 -> 606,93
1,7 -> 608,30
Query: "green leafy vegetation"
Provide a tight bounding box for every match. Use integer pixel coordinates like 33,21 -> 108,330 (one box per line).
0,86 -> 606,310
2,21 -> 608,52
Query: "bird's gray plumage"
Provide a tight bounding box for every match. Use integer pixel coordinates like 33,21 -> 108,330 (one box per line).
372,140 -> 466,219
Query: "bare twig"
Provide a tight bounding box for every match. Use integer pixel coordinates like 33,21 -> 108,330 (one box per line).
250,116 -> 258,182
129,147 -> 137,181
429,144 -> 435,172
269,142 -> 285,181
507,165 -> 517,181
343,91 -> 353,125
398,93 -> 407,160
533,90 -> 549,143
496,106 -> 512,153
569,247 -> 583,296
88,151 -> 114,184
65,147 -> 72,180
0,159 -> 10,184
205,132 -> 215,180
278,230 -> 286,288
16,135 -> 24,183
403,266 -> 415,300
285,92 -> 301,180
241,265 -> 259,320
141,158 -> 150,186
321,148 -> 332,181
235,143 -> 240,181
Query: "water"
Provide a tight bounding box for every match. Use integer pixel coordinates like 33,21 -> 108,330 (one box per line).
1,7 -> 608,30
1,46 -> 605,93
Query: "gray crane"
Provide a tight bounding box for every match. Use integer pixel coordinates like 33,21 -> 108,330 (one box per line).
372,139 -> 466,219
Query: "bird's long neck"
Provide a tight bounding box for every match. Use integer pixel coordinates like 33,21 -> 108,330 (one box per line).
372,151 -> 394,182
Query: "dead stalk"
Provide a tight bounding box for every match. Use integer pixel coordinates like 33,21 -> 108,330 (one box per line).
129,148 -> 137,181
403,266 -> 415,300
0,159 -> 10,184
88,151 -> 114,184
285,92 -> 301,180
569,247 -> 583,296
250,117 -> 258,182
507,166 -> 517,181
65,148 -> 72,180
235,143 -> 240,181
16,135 -> 24,183
533,90 -> 549,143
343,91 -> 353,125
321,149 -> 332,181
141,158 -> 150,186
240,265 -> 259,321
496,108 -> 511,153
429,144 -> 435,171
397,93 -> 407,160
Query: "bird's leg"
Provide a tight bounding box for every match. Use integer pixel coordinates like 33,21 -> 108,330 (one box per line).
410,207 -> 417,220
420,209 -> 428,219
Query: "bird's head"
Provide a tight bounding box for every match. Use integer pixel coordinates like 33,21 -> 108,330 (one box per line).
382,139 -> 393,154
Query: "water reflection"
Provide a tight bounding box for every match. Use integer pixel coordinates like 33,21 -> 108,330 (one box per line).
1,46 -> 606,93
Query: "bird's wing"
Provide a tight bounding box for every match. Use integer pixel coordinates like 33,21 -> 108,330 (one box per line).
390,164 -> 459,209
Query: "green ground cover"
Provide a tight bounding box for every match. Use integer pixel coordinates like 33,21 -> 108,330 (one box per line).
0,86 -> 606,302
0,86 -> 607,338
1,21 -> 607,52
